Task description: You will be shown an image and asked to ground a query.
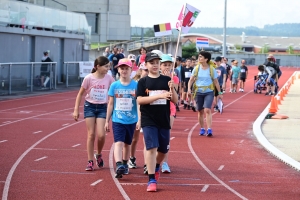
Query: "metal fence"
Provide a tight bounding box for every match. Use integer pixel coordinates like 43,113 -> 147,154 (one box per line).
0,62 -> 57,95
64,62 -> 83,88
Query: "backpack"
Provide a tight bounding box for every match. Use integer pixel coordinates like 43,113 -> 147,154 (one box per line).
192,61 -> 215,98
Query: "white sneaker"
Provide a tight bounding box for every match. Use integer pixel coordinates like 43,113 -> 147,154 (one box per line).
161,162 -> 171,173
239,88 -> 242,92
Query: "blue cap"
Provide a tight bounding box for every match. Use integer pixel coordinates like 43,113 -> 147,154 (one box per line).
160,54 -> 173,63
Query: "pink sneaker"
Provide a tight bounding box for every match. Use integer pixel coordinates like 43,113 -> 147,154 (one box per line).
85,160 -> 94,171
147,180 -> 157,192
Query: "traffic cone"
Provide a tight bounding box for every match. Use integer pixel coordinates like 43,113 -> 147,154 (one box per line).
276,95 -> 281,105
279,90 -> 284,101
269,96 -> 277,114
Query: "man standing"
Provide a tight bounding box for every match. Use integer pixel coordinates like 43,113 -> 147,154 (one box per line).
41,51 -> 52,87
213,56 -> 226,111
223,57 -> 231,93
108,46 -> 124,79
239,60 -> 248,92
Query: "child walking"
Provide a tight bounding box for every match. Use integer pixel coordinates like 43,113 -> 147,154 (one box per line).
137,52 -> 178,192
105,58 -> 140,178
73,56 -> 115,171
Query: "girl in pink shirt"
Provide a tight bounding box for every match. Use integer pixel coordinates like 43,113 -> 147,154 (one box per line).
73,56 -> 115,171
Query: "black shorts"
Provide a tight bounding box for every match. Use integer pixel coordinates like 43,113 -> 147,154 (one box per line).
184,80 -> 190,92
40,71 -> 49,77
240,77 -> 246,82
214,86 -> 223,97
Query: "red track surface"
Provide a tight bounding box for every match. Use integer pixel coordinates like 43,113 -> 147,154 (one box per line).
1,67 -> 300,200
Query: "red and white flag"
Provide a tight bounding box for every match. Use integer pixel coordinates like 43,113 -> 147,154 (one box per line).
176,3 -> 201,34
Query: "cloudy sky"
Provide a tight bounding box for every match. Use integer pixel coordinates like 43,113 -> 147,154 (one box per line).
130,0 -> 300,28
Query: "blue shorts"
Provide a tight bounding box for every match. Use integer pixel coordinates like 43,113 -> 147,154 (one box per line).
143,126 -> 170,154
83,101 -> 107,119
195,91 -> 214,111
112,122 -> 136,145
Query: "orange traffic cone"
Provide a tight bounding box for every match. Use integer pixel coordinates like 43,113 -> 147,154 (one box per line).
269,96 -> 277,114
276,95 -> 281,105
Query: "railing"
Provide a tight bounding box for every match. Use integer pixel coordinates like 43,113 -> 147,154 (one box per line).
127,35 -> 174,51
0,62 -> 57,95
64,62 -> 84,88
0,0 -> 91,44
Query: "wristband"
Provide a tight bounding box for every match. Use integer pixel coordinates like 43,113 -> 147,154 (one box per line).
218,91 -> 223,95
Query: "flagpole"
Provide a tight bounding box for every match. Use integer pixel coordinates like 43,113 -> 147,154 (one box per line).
172,3 -> 186,79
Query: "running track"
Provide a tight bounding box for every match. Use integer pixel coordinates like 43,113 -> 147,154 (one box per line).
1,67 -> 300,200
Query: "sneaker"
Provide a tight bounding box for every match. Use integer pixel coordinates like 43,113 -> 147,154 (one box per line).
143,165 -> 148,175
199,128 -> 206,136
229,89 -> 232,93
181,100 -> 184,105
207,129 -> 213,137
155,168 -> 160,181
124,164 -> 129,175
161,162 -> 171,173
223,90 -> 226,94
187,105 -> 191,110
233,90 -> 236,93
147,179 -> 157,192
265,91 -> 270,96
128,157 -> 137,169
183,104 -> 187,109
241,89 -> 244,92
192,106 -> 196,112
176,104 -> 180,112
115,165 -> 125,178
239,88 -> 242,92
85,160 -> 94,171
94,153 -> 104,168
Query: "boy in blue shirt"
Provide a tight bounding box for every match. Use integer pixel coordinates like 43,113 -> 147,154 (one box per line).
105,58 -> 140,178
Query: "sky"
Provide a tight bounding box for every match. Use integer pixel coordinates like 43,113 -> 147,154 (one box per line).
130,0 -> 300,28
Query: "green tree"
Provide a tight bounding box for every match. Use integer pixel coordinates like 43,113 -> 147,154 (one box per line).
182,43 -> 198,58
234,44 -> 242,51
260,44 -> 269,53
286,45 -> 294,54
144,29 -> 154,37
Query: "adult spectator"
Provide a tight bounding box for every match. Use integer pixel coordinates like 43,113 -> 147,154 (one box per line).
41,51 -> 52,87
108,46 -> 124,79
103,47 -> 110,57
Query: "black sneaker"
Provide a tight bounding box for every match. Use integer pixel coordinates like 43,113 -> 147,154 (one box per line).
128,157 -> 137,169
265,91 -> 270,96
187,105 -> 190,110
214,106 -> 219,112
181,100 -> 184,105
94,153 -> 104,168
183,104 -> 187,109
176,104 -> 180,111
115,164 -> 125,178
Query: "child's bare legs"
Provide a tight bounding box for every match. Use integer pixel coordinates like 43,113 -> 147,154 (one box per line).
85,117 -> 97,161
204,108 -> 212,128
130,129 -> 140,158
161,116 -> 175,172
96,118 -> 106,155
114,142 -> 125,162
146,148 -> 165,175
198,110 -> 205,128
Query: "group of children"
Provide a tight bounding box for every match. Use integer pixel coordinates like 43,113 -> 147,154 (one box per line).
73,51 -> 178,192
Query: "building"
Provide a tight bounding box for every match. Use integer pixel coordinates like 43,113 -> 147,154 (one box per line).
13,0 -> 131,43
181,33 -> 300,54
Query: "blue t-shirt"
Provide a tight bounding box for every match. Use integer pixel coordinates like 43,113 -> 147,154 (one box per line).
192,66 -> 218,93
108,53 -> 124,68
108,80 -> 138,124
215,66 -> 227,86
231,66 -> 241,78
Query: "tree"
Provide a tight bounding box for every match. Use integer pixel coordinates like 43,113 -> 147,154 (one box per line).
182,43 -> 198,59
260,44 -> 269,54
286,45 -> 294,54
143,29 -> 154,37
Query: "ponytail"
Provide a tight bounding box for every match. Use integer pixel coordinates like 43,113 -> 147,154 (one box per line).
92,56 -> 110,73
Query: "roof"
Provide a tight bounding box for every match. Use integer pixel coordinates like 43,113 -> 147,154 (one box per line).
181,33 -> 300,50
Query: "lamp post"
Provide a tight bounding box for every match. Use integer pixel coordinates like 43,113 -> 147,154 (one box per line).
222,0 -> 227,57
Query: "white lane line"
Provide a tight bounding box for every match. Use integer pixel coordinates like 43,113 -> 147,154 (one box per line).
230,151 -> 235,155
19,111 -> 32,114
72,144 -> 81,148
34,156 -> 48,161
218,165 -> 225,170
33,131 -> 42,134
2,121 -> 11,124
227,119 -> 231,122
240,140 -> 244,143
62,123 -> 70,126
2,120 -> 84,200
90,179 -> 103,186
31,170 -> 95,175
170,137 -> 175,140
109,143 -> 130,200
0,107 -> 75,127
201,184 -> 209,192
184,128 -> 189,131
187,90 -> 252,200
0,140 -> 8,143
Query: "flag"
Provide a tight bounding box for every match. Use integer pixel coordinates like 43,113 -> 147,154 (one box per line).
153,23 -> 172,37
176,4 -> 201,34
196,38 -> 209,48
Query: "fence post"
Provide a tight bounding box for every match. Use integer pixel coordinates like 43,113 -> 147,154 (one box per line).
54,63 -> 57,89
9,64 -> 12,95
30,63 -> 33,92
66,63 -> 69,88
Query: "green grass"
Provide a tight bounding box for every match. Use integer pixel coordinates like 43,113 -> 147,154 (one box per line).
90,43 -> 110,50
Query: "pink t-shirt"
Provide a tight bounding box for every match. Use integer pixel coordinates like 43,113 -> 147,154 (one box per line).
81,73 -> 115,104
170,75 -> 179,115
